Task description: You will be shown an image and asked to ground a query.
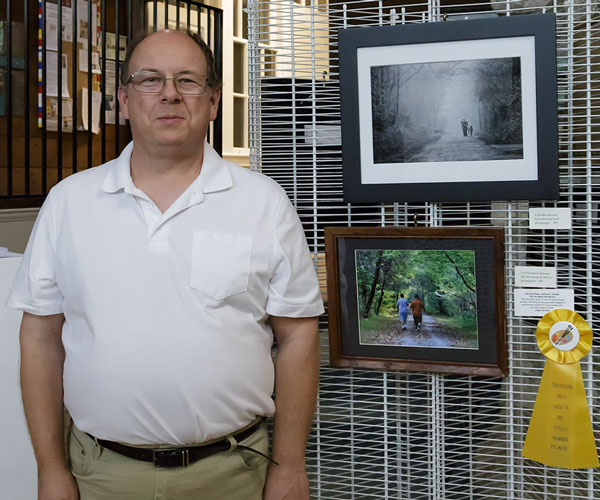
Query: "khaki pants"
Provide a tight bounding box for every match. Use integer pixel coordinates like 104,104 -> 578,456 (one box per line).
68,422 -> 269,500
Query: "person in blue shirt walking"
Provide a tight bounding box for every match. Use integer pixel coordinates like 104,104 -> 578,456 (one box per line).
397,293 -> 409,330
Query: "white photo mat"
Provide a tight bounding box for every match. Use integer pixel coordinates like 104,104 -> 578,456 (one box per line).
357,36 -> 538,185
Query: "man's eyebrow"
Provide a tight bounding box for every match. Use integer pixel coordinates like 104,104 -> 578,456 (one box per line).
135,68 -> 163,73
134,68 -> 202,75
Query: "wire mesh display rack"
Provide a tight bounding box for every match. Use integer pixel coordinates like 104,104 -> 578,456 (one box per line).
249,1 -> 599,498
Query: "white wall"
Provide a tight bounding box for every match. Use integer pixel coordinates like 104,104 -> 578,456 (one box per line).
0,209 -> 38,254
0,257 -> 37,499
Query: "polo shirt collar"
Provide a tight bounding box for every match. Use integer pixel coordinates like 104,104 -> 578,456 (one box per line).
195,141 -> 232,194
101,141 -> 134,194
100,141 -> 233,195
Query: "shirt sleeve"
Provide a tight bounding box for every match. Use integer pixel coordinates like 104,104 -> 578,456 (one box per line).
5,192 -> 64,315
266,195 -> 324,318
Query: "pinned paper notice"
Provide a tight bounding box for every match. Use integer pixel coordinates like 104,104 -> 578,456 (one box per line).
77,0 -> 97,47
514,289 -> 574,317
529,208 -> 572,230
46,52 -> 70,98
515,266 -> 557,288
102,32 -> 127,61
45,3 -> 59,51
78,50 -> 101,74
103,60 -> 125,125
47,97 -> 73,133
81,87 -> 101,134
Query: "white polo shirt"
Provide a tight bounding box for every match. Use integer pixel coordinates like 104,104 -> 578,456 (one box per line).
7,141 -> 324,445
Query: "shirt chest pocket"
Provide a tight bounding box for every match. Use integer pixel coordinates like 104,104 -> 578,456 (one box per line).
190,231 -> 252,300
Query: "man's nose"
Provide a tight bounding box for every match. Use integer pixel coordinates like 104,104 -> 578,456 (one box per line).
160,78 -> 182,101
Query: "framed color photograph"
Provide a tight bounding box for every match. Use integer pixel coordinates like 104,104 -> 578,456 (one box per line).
338,14 -> 558,203
325,227 -> 507,376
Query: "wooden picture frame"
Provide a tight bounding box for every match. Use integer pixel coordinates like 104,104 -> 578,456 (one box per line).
325,226 -> 507,376
338,14 -> 558,203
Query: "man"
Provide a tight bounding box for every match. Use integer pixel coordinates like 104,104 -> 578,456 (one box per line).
7,30 -> 323,500
409,294 -> 426,332
397,293 -> 408,330
460,117 -> 468,137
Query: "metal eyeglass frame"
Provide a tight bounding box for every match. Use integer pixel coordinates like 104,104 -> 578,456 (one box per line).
124,71 -> 210,95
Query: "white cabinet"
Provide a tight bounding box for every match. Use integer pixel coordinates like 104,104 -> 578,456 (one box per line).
0,257 -> 37,500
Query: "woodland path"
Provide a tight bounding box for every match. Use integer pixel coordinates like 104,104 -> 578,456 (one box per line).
364,312 -> 475,349
408,132 -> 522,162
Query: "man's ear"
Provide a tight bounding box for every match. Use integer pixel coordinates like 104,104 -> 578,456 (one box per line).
117,85 -> 130,120
209,89 -> 221,122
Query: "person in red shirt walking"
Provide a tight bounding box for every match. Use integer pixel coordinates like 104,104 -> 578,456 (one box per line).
409,294 -> 426,331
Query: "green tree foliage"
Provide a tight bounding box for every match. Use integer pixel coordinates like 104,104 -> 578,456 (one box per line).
356,249 -> 477,328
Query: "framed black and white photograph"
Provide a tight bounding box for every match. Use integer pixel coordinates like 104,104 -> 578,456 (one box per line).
338,14 -> 558,203
325,226 -> 507,376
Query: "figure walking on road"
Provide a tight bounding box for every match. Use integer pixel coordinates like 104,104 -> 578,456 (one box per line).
410,294 -> 426,331
397,293 -> 409,330
461,117 -> 469,137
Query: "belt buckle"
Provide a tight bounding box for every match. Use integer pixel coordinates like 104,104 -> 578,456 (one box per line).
152,448 -> 190,468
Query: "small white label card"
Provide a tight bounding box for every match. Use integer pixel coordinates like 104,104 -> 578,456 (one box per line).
303,124 -> 342,146
529,208 -> 572,229
515,266 -> 557,288
514,289 -> 575,317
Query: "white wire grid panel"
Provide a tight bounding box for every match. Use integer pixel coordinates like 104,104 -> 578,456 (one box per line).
248,0 -> 599,498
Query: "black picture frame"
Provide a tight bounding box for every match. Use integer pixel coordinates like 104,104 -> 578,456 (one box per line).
325,227 -> 507,377
338,14 -> 558,203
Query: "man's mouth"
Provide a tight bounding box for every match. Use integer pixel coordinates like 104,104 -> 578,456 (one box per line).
158,115 -> 184,123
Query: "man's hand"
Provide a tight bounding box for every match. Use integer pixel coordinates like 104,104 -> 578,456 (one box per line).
263,463 -> 310,500
38,465 -> 79,500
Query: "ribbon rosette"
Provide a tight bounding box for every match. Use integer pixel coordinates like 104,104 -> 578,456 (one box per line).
522,308 -> 598,469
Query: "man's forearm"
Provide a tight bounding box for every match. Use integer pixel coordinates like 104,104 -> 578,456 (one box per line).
271,318 -> 320,467
20,312 -> 68,473
261,316 -> 320,499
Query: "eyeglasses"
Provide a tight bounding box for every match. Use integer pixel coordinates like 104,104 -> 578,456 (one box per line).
125,71 -> 209,95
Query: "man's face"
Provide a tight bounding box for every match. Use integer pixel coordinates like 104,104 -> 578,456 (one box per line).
118,31 -> 220,153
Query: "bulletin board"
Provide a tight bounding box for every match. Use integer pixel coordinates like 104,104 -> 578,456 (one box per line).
39,0 -> 127,134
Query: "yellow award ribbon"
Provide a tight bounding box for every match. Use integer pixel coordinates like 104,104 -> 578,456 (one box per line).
522,308 -> 599,469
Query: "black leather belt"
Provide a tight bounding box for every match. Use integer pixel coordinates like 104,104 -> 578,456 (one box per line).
91,420 -> 262,468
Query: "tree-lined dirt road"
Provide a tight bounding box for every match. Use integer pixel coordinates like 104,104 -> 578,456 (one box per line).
362,313 -> 476,349
408,132 -> 523,163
